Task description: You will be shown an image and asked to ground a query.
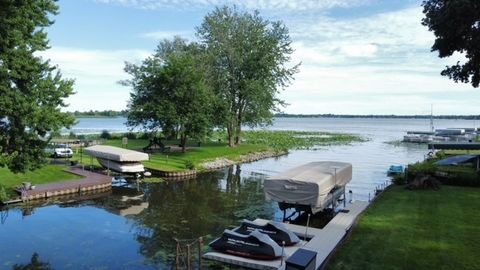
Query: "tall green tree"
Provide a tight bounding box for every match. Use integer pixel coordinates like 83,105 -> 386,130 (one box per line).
197,6 -> 299,146
0,0 -> 75,173
123,38 -> 213,152
422,0 -> 480,87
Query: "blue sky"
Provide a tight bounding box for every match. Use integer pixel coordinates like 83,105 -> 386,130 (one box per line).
42,0 -> 480,115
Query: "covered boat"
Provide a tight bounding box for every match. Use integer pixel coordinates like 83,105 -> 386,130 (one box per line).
264,161 -> 352,214
233,220 -> 300,246
209,229 -> 282,260
84,145 -> 149,174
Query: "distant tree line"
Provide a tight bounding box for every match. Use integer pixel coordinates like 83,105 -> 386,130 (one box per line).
275,113 -> 480,120
71,110 -> 127,118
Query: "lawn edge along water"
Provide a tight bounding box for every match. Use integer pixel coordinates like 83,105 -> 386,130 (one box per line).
98,131 -> 365,172
326,185 -> 480,270
0,165 -> 83,201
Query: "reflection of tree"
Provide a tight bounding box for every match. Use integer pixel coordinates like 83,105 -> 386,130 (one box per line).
130,165 -> 275,267
13,252 -> 53,270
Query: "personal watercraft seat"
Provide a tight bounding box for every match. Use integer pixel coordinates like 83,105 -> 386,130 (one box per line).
209,229 -> 282,260
234,219 -> 300,246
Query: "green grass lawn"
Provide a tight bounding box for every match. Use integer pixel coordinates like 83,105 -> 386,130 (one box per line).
0,165 -> 83,199
327,185 -> 480,270
95,139 -> 270,171
80,130 -> 363,172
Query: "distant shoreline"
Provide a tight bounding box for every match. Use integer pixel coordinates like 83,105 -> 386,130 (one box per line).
275,114 -> 480,120
71,112 -> 480,120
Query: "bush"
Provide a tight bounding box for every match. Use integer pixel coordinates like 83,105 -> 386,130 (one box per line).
123,132 -> 137,139
68,131 -> 77,139
408,161 -> 438,175
392,174 -> 406,185
100,130 -> 111,140
0,185 -> 9,202
436,166 -> 480,187
184,160 -> 195,170
407,160 -> 480,187
138,132 -> 151,140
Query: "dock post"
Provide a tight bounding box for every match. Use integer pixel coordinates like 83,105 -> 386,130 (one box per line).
198,237 -> 203,269
368,193 -> 371,202
187,244 -> 191,270
304,214 -> 311,240
343,188 -> 346,208
349,190 -> 353,203
175,239 -> 180,270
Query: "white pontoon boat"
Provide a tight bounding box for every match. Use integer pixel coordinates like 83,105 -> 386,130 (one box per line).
84,145 -> 149,174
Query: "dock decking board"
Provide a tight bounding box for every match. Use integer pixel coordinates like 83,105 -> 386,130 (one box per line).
18,167 -> 112,201
203,200 -> 369,270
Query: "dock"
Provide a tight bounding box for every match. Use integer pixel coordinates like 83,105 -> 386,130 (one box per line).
13,168 -> 112,202
203,200 -> 369,270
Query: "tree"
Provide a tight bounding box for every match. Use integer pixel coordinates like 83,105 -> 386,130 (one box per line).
422,0 -> 480,87
123,38 -> 213,152
13,252 -> 54,270
197,6 -> 299,146
0,0 -> 75,173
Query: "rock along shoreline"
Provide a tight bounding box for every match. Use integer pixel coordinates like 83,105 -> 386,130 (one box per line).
146,150 -> 288,178
200,150 -> 288,171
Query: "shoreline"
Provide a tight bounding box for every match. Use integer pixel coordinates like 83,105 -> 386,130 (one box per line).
146,150 -> 288,178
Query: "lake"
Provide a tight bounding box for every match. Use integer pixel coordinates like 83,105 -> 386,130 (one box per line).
1,117 -> 477,269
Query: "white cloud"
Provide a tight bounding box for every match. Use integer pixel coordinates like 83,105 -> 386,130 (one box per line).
279,5 -> 476,114
94,0 -> 370,11
38,47 -> 150,111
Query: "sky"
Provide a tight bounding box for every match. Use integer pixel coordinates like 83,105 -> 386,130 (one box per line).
42,0 -> 480,115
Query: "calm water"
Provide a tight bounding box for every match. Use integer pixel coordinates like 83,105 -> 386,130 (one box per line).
1,117 -> 478,269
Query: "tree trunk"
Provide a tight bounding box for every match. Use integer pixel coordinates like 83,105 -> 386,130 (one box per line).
234,112 -> 242,145
181,134 -> 187,153
234,124 -> 241,145
227,123 -> 235,147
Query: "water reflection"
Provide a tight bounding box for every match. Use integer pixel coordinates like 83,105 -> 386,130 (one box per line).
12,252 -> 53,270
120,165 -> 275,268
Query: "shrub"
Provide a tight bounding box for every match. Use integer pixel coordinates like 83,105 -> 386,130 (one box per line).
100,130 -> 111,140
392,174 -> 406,185
408,161 -> 437,175
123,132 -> 137,139
436,166 -> 480,187
138,132 -> 151,140
68,131 -> 77,139
184,160 -> 195,170
0,185 -> 9,202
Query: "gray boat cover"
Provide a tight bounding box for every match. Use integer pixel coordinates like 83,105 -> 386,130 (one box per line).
84,145 -> 149,162
264,161 -> 352,207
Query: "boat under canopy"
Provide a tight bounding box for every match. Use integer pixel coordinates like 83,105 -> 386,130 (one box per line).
84,145 -> 149,174
264,161 -> 352,214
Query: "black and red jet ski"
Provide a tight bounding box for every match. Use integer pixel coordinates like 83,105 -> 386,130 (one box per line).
233,219 -> 300,246
209,229 -> 282,260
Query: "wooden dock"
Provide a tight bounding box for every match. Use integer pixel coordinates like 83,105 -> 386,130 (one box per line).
203,200 -> 369,270
14,167 -> 112,202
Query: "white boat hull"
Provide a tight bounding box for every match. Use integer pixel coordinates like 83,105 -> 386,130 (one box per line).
97,158 -> 145,173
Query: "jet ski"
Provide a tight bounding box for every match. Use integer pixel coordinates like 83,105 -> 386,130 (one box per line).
234,219 -> 300,246
209,229 -> 282,260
